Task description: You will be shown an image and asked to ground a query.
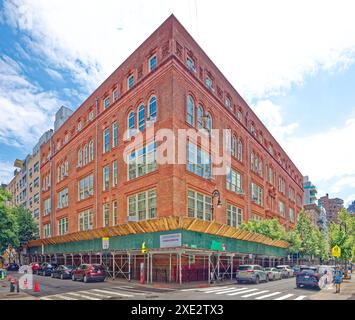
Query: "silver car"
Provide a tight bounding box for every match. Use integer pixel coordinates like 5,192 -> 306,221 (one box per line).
276,265 -> 294,278
264,267 -> 282,281
236,265 -> 268,284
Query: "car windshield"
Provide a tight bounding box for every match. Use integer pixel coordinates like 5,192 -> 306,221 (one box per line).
238,266 -> 253,271
92,265 -> 104,272
264,268 -> 272,271
276,266 -> 285,269
301,268 -> 317,273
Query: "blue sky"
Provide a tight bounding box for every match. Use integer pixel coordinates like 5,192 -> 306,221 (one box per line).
1,0 -> 355,207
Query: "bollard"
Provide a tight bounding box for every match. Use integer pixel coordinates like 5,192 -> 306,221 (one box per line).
10,279 -> 15,293
16,280 -> 20,293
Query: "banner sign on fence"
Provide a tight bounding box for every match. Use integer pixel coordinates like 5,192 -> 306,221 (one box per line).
160,233 -> 182,248
102,237 -> 110,250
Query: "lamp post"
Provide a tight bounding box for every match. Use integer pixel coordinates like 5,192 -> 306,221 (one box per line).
211,189 -> 222,221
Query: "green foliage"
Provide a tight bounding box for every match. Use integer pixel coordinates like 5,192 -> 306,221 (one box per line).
16,206 -> 38,245
240,218 -> 287,241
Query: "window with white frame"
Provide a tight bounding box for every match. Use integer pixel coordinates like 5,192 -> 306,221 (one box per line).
237,138 -> 243,162
112,200 -> 118,226
112,122 -> 118,147
44,198 -> 51,215
138,104 -> 145,132
112,160 -> 118,187
237,110 -> 242,122
78,148 -> 82,167
197,105 -> 204,129
187,190 -> 212,221
103,203 -> 110,227
225,97 -> 231,109
127,74 -> 134,90
268,166 -> 274,184
187,56 -> 196,72
57,188 -> 68,209
225,130 -> 231,153
65,160 -> 68,176
232,135 -> 237,157
289,207 -> 294,222
128,112 -> 135,138
83,144 -> 88,165
186,96 -> 194,126
187,142 -> 211,179
43,223 -> 51,238
149,55 -> 157,72
89,111 -> 94,121
279,200 -> 285,217
128,189 -> 157,221
78,175 -> 94,201
77,121 -> 82,132
251,183 -> 263,206
226,167 -> 242,193
148,96 -> 157,121
205,76 -> 213,89
128,142 -> 156,180
79,209 -> 93,231
104,96 -> 110,110
58,217 -> 68,236
205,113 -> 212,134
89,140 -> 94,162
103,165 -> 109,191
227,204 -> 243,228
103,128 -> 110,153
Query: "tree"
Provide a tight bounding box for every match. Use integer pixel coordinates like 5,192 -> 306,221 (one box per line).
0,189 -> 19,252
15,206 -> 38,246
240,218 -> 287,241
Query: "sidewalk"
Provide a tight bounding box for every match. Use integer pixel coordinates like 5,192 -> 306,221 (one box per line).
309,275 -> 355,300
0,280 -> 37,300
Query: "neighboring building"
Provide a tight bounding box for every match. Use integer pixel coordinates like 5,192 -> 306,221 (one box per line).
318,194 -> 344,223
303,203 -> 320,227
347,200 -> 355,215
38,14 -> 303,242
54,106 -> 73,132
5,168 -> 21,207
303,176 -> 317,205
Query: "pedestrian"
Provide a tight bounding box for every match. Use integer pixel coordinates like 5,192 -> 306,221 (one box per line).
334,267 -> 342,293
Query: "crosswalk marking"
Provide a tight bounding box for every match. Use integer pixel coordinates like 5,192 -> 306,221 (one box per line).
54,294 -> 78,300
255,292 -> 281,299
65,292 -> 100,300
92,289 -> 134,297
112,287 -> 148,295
198,286 -> 231,292
274,294 -> 294,300
204,287 -> 237,293
241,290 -> 269,298
77,291 -> 111,298
228,288 -> 258,296
294,295 -> 307,300
215,287 -> 248,295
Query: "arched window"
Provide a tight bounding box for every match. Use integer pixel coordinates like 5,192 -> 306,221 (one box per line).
197,105 -> 204,129
232,135 -> 237,157
128,112 -> 135,138
187,95 -> 195,126
251,151 -> 254,171
83,144 -> 88,165
78,148 -> 82,167
138,104 -> 145,132
89,140 -> 94,162
225,130 -> 231,153
205,113 -> 212,134
148,96 -> 157,120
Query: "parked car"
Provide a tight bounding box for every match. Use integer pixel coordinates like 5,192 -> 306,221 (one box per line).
30,262 -> 40,274
236,265 -> 268,284
71,264 -> 106,283
6,263 -> 19,272
276,265 -> 294,278
264,267 -> 282,281
51,265 -> 76,280
38,263 -> 58,276
296,266 -> 321,289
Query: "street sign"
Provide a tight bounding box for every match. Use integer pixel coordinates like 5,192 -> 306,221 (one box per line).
332,245 -> 341,257
102,237 -> 110,250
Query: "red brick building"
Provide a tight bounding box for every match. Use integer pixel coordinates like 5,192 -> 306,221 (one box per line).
39,15 -> 303,240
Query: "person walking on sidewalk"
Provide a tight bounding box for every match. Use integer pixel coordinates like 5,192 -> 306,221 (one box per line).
334,267 -> 343,293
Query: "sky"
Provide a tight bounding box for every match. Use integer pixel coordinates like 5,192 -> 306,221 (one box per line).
1,0 -> 355,207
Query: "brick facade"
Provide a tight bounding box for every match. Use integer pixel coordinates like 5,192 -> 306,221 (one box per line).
40,15 -> 303,239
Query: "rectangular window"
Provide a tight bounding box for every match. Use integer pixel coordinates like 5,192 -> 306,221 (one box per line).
34,193 -> 39,204
43,223 -> 51,238
127,74 -> 134,90
112,122 -> 118,148
187,142 -> 212,179
187,190 -> 212,221
57,188 -> 69,209
44,198 -> 51,216
34,177 -> 39,188
103,203 -> 110,227
127,142 -> 157,180
79,209 -> 94,231
279,200 -> 285,217
251,183 -> 263,206
187,56 -> 196,72
34,209 -> 40,219
205,76 -> 213,89
58,217 -> 69,236
89,140 -> 94,162
225,97 -> 231,109
103,128 -> 110,153
127,189 -> 157,221
226,167 -> 242,193
83,144 -> 88,166
103,166 -> 109,191
112,160 -> 118,187
104,97 -> 110,110
289,208 -> 294,222
34,162 -> 40,172
113,89 -> 118,101
227,204 -> 243,228
112,201 -> 118,226
149,55 -> 157,72
78,149 -> 82,167
78,175 -> 94,201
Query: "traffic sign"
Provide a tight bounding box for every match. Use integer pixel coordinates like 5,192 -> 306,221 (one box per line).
102,237 -> 110,250
332,245 -> 341,257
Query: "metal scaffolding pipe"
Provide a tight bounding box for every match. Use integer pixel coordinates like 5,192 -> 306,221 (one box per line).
128,253 -> 131,282
179,252 -> 182,285
169,254 -> 172,283
112,253 -> 116,280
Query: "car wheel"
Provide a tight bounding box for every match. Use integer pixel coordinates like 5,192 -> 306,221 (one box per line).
72,274 -> 76,281
255,276 -> 260,284
83,276 -> 88,283
60,274 -> 64,280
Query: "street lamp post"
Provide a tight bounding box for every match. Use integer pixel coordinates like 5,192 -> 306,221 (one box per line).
211,189 -> 222,221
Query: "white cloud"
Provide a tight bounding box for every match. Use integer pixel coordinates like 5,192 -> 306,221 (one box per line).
0,161 -> 15,185
45,68 -> 63,81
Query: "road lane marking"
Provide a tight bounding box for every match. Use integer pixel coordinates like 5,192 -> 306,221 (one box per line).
294,295 -> 307,300
274,294 -> 294,300
65,292 -> 100,300
215,287 -> 248,294
242,290 -> 269,298
92,289 -> 134,297
55,294 -> 78,300
255,292 -> 281,299
228,288 -> 258,296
